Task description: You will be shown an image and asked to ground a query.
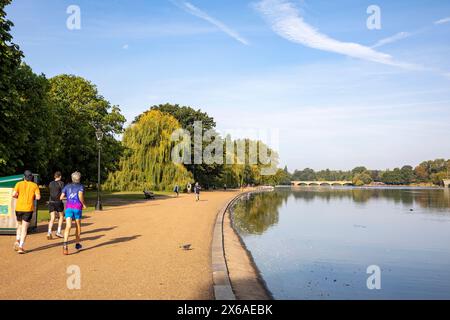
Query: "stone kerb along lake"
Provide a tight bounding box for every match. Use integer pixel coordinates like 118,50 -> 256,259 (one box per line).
231,187 -> 450,300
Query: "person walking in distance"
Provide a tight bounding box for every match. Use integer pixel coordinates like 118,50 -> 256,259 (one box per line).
12,170 -> 41,254
60,172 -> 87,255
174,185 -> 180,197
194,182 -> 201,202
47,171 -> 65,240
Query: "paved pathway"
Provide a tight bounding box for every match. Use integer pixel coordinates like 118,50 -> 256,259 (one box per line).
0,191 -> 238,300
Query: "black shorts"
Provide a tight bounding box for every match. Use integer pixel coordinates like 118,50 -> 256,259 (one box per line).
16,211 -> 34,223
48,201 -> 64,213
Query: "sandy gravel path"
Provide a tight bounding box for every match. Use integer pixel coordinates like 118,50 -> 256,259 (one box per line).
0,191 -> 238,300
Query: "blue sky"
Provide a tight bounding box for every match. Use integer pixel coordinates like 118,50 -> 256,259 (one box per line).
6,0 -> 450,171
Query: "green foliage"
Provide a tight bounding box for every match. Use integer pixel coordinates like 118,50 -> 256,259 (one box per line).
146,103 -> 216,131
0,63 -> 51,175
45,75 -> 126,183
353,173 -> 373,186
400,165 -> 415,184
104,110 -> 193,191
352,166 -> 368,175
292,168 -> 317,181
219,138 -> 280,187
146,103 -> 221,186
0,0 -> 24,174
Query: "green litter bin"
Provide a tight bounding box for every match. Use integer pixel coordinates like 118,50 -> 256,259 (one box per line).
0,174 -> 39,235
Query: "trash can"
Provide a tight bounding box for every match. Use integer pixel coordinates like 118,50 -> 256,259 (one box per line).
0,174 -> 39,235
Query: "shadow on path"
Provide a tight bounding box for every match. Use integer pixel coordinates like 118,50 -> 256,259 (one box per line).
32,222 -> 94,235
82,226 -> 117,236
29,234 -> 105,253
79,235 -> 142,253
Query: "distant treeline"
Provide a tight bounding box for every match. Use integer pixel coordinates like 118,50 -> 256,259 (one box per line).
289,159 -> 450,186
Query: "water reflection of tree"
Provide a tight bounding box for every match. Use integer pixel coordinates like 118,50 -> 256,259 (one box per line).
232,192 -> 289,235
290,188 -> 450,210
233,189 -> 450,236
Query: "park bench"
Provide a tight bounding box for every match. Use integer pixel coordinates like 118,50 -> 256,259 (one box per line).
143,190 -> 156,200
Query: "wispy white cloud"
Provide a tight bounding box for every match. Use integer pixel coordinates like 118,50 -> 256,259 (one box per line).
372,32 -> 412,48
435,17 -> 450,25
171,1 -> 249,45
373,16 -> 450,49
254,0 -> 418,69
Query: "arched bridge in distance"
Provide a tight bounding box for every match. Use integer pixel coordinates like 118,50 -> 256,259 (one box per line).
291,181 -> 354,187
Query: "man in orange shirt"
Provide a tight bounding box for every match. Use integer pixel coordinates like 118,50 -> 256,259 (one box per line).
12,170 -> 41,254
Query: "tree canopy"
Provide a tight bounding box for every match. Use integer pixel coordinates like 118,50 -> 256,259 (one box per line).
104,110 -> 193,191
46,75 -> 126,183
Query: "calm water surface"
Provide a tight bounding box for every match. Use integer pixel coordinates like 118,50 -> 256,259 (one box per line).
231,187 -> 450,300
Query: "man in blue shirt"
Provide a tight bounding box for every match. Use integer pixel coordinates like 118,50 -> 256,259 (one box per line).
60,171 -> 87,255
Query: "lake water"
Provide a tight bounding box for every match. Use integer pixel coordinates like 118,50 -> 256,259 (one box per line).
231,187 -> 450,300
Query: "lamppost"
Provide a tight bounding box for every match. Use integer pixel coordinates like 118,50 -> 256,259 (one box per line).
95,126 -> 104,211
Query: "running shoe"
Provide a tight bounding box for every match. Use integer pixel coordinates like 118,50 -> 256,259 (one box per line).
13,241 -> 20,251
75,243 -> 82,250
63,246 -> 69,256
55,232 -> 64,239
18,247 -> 26,254
47,234 -> 53,240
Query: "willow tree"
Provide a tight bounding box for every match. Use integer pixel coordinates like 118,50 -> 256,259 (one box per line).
104,110 -> 192,191
220,137 -> 280,187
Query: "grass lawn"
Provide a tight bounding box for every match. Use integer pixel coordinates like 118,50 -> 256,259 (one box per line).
37,190 -> 173,222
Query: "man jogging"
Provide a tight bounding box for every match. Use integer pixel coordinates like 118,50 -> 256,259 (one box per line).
60,172 -> 86,255
47,171 -> 65,240
12,170 -> 41,254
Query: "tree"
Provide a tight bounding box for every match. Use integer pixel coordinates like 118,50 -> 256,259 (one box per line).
292,168 -> 316,181
414,164 -> 429,182
353,173 -> 372,186
274,168 -> 292,185
0,0 -> 25,175
400,165 -> 415,185
11,64 -> 52,176
104,110 -> 192,191
382,168 -> 403,185
47,75 -> 126,184
352,166 -> 368,175
146,103 -> 216,131
370,170 -> 382,182
148,104 -> 221,186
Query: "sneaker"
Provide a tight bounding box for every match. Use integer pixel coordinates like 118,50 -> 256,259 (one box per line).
13,241 -> 20,251
18,247 -> 26,254
47,234 -> 53,240
55,233 -> 64,239
75,243 -> 82,250
63,246 -> 69,256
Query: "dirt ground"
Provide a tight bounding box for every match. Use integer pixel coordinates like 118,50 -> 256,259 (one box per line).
0,191 -> 238,300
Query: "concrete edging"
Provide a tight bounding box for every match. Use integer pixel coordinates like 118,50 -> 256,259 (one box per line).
211,194 -> 238,300
211,187 -> 274,300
